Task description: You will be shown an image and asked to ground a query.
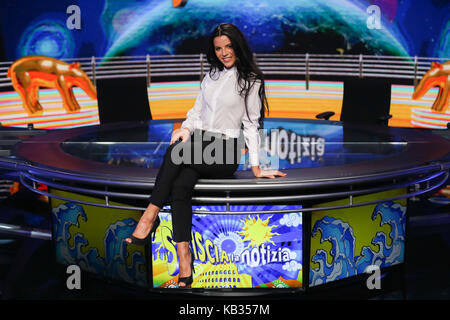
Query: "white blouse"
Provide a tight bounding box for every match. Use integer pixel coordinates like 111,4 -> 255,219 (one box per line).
181,66 -> 262,167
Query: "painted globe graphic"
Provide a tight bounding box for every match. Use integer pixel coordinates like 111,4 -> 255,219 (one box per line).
103,0 -> 408,58
17,20 -> 75,59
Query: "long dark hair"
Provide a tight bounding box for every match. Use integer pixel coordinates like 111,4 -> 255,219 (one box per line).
206,23 -> 268,129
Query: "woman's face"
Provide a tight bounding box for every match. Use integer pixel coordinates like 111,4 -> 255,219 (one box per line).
213,35 -> 236,69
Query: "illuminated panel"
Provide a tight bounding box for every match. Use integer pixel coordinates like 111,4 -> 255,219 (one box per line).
152,205 -> 303,289
390,85 -> 447,129
0,80 -> 344,129
309,188 -> 407,287
149,80 -> 344,121
0,88 -> 99,129
1,81 -> 446,129
49,189 -> 149,288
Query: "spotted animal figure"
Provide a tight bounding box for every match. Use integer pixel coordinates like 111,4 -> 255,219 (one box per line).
412,61 -> 450,113
7,55 -> 97,115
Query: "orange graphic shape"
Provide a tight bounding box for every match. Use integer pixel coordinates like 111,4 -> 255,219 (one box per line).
412,61 -> 450,113
172,0 -> 188,8
7,55 -> 97,115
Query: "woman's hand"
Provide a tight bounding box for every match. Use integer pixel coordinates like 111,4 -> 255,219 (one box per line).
170,128 -> 191,145
251,166 -> 287,179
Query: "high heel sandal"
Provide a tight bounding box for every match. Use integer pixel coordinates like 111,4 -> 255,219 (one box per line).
178,247 -> 194,288
127,215 -> 160,245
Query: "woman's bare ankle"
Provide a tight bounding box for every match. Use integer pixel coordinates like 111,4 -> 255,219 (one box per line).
144,203 -> 159,218
177,242 -> 192,278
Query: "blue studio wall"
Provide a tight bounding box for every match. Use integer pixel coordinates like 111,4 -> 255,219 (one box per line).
0,0 -> 448,61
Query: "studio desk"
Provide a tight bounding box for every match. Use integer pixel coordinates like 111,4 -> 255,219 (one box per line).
7,118 -> 450,296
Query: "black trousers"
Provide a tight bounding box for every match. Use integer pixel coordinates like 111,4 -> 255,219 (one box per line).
149,130 -> 242,242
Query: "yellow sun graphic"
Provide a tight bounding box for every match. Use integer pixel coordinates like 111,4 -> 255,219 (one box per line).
239,215 -> 279,248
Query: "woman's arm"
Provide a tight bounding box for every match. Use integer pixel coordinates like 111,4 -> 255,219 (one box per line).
242,80 -> 286,179
172,76 -> 208,144
241,80 -> 262,168
180,76 -> 207,134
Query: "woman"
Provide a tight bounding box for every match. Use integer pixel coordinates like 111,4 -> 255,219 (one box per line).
126,23 -> 286,288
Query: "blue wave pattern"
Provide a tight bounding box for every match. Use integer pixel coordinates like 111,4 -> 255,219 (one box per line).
52,202 -> 147,287
309,201 -> 406,286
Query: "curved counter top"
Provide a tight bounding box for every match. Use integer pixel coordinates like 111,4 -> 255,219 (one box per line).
8,118 -> 450,212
